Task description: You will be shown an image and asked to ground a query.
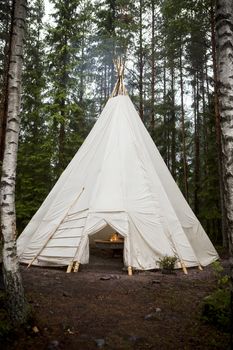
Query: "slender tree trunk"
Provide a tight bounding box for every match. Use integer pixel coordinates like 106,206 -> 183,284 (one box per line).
104,63 -> 107,101
179,46 -> 189,201
139,0 -> 144,120
194,74 -> 200,216
58,35 -> 68,173
163,61 -> 169,165
216,0 -> 233,265
58,106 -> 65,172
204,52 -> 211,107
150,0 -> 155,136
79,30 -> 85,104
201,66 -> 209,177
211,1 -> 227,247
0,6 -> 12,165
100,69 -> 104,108
0,0 -> 29,325
171,64 -> 176,180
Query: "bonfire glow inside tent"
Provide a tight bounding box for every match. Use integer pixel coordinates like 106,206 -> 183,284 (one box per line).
17,58 -> 219,275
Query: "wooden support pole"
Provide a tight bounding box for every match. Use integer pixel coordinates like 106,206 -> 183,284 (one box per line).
180,261 -> 188,275
128,266 -> 133,276
73,261 -> 80,273
66,262 -> 74,273
110,57 -> 128,98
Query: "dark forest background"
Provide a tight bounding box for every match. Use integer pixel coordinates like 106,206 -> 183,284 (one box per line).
0,0 -> 223,245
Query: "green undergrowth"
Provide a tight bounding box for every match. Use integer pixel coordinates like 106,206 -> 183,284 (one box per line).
0,290 -> 37,346
0,290 -> 13,341
201,261 -> 231,332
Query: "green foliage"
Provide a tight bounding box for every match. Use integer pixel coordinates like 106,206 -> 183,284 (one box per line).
212,261 -> 229,287
158,255 -> 178,271
16,0 -> 52,230
202,288 -> 231,332
11,0 -> 224,250
0,292 -> 12,340
201,262 -> 231,331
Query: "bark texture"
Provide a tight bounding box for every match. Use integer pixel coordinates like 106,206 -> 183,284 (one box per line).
0,0 -> 29,324
216,0 -> 233,256
0,3 -> 12,164
179,46 -> 189,202
138,0 -> 144,121
211,1 -> 226,247
150,0 -> 155,135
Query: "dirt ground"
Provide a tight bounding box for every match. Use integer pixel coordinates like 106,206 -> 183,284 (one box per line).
3,248 -> 230,350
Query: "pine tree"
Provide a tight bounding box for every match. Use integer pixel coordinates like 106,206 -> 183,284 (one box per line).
46,0 -> 86,178
16,0 -> 52,230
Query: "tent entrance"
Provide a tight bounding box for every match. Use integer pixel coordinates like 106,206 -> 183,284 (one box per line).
87,224 -> 124,272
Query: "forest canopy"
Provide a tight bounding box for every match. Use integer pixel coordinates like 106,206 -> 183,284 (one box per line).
0,0 -> 222,244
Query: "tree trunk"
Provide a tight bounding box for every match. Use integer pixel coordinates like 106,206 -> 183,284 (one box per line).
216,2 -> 233,343
194,74 -> 200,216
104,63 -> 107,101
79,30 -> 85,104
0,0 -> 29,325
179,46 -> 189,201
171,64 -> 176,180
201,66 -> 209,178
211,1 -> 227,247
139,0 -> 144,120
216,0 -> 233,273
163,61 -> 169,165
58,34 -> 68,174
150,0 -> 155,136
0,4 -> 12,165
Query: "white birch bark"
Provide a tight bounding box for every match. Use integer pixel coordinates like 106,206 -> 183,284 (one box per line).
0,0 -> 29,324
216,0 -> 233,256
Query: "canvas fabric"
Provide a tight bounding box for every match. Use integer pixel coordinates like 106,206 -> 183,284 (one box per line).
17,95 -> 219,269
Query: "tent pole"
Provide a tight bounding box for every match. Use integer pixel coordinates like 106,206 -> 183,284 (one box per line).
66,262 -> 74,273
128,266 -> 133,276
180,260 -> 188,275
27,187 -> 85,268
110,58 -> 127,98
73,261 -> 80,272
198,265 -> 203,271
69,231 -> 88,273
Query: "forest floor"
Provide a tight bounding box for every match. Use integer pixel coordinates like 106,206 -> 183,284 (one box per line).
1,247 -> 231,350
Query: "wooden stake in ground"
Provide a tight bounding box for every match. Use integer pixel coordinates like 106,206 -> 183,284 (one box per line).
0,0 -> 29,325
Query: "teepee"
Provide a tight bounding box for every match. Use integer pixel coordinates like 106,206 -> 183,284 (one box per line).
17,59 -> 218,274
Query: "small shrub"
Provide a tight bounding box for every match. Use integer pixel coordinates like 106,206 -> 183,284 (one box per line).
202,288 -> 230,331
158,255 -> 178,272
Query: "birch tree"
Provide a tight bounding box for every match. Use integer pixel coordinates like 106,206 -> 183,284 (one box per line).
215,0 -> 233,258
0,0 -> 29,324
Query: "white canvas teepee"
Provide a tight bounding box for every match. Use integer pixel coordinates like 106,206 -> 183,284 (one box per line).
17,60 -> 218,274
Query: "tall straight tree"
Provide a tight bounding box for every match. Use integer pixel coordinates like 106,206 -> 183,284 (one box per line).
215,0 -> 233,258
46,0 -> 82,177
0,0 -> 29,324
210,0 -> 226,246
138,0 -> 144,120
0,0 -> 12,164
150,0 -> 156,136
